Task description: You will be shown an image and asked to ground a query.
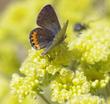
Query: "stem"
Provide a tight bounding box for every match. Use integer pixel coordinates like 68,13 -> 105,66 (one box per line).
38,92 -> 51,104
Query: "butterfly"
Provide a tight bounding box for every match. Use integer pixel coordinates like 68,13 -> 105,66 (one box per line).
29,4 -> 68,55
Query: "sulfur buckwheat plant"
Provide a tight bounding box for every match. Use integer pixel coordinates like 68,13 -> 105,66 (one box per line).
0,0 -> 109,104
10,18 -> 110,104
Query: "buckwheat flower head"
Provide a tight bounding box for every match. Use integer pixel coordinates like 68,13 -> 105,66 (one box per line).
68,19 -> 110,95
66,94 -> 105,104
11,37 -> 72,103
69,19 -> 110,74
10,73 -> 39,102
51,69 -> 90,103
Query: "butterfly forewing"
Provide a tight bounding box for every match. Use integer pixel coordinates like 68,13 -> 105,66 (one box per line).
37,5 -> 61,36
29,28 -> 54,49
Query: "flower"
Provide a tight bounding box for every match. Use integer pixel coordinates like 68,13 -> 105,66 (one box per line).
51,69 -> 90,103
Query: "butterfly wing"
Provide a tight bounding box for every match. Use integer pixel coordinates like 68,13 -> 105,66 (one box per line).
37,4 -> 61,36
42,20 -> 68,55
29,28 -> 54,49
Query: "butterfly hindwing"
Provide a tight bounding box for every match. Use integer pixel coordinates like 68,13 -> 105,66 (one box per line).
37,5 -> 61,36
29,28 -> 54,49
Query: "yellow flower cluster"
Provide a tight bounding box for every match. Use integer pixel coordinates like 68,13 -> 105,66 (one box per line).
0,0 -> 110,104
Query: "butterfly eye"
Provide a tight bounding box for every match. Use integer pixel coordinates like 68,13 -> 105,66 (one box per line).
73,23 -> 87,32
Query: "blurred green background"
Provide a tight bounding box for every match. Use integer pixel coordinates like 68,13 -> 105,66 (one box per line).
0,0 -> 110,104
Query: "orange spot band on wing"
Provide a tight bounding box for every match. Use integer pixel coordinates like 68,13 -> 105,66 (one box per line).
31,31 -> 40,49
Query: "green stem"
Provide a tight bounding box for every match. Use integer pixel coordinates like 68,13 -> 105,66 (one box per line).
38,92 -> 51,104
